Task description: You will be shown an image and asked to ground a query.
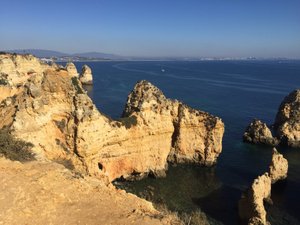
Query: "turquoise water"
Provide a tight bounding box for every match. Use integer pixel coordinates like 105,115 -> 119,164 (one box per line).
74,60 -> 300,225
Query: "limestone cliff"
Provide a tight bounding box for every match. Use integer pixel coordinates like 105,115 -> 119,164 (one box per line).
0,53 -> 49,86
274,89 -> 300,148
0,53 -> 224,182
79,65 -> 93,84
243,89 -> 300,148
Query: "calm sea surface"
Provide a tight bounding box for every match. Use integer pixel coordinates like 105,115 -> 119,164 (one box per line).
73,60 -> 300,225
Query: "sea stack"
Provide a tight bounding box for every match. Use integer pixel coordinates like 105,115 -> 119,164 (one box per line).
239,148 -> 288,224
243,89 -> 300,148
243,119 -> 278,146
79,65 -> 93,85
238,173 -> 272,225
65,62 -> 79,77
269,148 -> 288,183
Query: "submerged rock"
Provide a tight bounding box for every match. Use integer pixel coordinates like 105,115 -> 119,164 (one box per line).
65,62 -> 79,77
269,148 -> 288,183
238,173 -> 272,225
79,65 -> 93,85
274,89 -> 300,148
243,119 -> 278,146
0,54 -> 225,182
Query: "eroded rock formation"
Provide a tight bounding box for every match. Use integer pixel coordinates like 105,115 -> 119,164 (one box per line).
239,148 -> 288,224
243,119 -> 278,146
0,53 -> 224,182
79,65 -> 93,84
65,62 -> 79,77
0,53 -> 49,86
269,148 -> 288,183
239,173 -> 271,225
243,89 -> 300,148
274,89 -> 300,148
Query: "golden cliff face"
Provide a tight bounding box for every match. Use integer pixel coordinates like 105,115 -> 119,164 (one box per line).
0,53 -> 224,182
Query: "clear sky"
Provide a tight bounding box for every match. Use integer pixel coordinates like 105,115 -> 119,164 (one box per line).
1,0 -> 300,58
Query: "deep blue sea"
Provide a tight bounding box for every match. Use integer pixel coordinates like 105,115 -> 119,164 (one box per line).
73,60 -> 300,225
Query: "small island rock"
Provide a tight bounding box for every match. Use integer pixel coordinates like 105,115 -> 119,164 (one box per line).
79,65 -> 93,85
243,119 -> 278,146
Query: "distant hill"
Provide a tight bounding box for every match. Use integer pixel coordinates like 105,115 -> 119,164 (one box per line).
6,49 -> 68,58
4,49 -> 122,59
72,52 -> 119,59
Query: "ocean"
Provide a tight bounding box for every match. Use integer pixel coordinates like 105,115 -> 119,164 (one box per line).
74,60 -> 300,225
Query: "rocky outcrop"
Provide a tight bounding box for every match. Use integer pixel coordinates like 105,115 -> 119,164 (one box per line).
79,65 -> 93,85
122,81 -> 224,166
243,119 -> 278,146
65,62 -> 79,77
274,89 -> 300,148
0,53 -> 224,182
239,148 -> 288,224
0,53 -> 49,86
243,89 -> 300,148
269,148 -> 288,183
239,173 -> 272,225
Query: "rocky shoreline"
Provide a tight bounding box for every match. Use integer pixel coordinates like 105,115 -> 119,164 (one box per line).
0,53 -> 225,224
0,53 -> 298,225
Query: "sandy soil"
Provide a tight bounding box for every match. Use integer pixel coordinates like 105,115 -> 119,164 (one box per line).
0,158 -> 181,225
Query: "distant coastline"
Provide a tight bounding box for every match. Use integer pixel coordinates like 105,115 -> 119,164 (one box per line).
2,49 -> 299,62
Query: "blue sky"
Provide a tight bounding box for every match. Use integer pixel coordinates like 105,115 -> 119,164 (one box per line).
1,0 -> 300,58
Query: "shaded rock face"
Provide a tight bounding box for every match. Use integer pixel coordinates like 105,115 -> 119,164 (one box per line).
269,148 -> 288,184
274,90 -> 300,148
243,119 -> 278,146
65,62 -> 79,77
0,54 -> 224,182
239,148 -> 288,224
243,89 -> 300,148
238,173 -> 272,225
79,65 -> 93,85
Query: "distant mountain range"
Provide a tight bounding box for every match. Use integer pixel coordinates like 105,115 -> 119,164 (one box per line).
4,49 -> 122,60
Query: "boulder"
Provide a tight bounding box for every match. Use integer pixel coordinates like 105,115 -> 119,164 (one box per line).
243,119 -> 278,146
269,148 -> 288,183
65,62 -> 79,77
79,65 -> 93,85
